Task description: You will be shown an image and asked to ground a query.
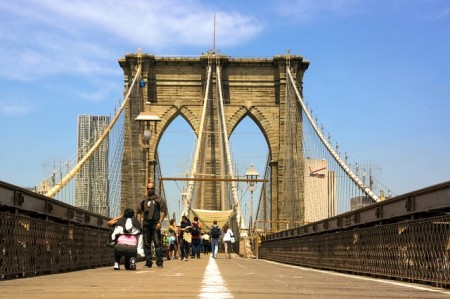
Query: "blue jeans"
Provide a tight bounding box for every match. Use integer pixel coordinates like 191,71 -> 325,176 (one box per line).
180,238 -> 190,259
211,238 -> 220,258
191,238 -> 202,257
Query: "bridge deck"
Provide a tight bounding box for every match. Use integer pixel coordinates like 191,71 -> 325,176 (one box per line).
1,254 -> 449,298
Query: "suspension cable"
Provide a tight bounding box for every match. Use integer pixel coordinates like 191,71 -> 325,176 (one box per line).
216,63 -> 245,229
286,66 -> 380,202
46,62 -> 143,198
182,64 -> 213,215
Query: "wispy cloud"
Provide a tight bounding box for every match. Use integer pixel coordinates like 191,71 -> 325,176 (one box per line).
79,78 -> 119,103
0,101 -> 32,117
0,0 -> 263,81
429,7 -> 450,20
275,0 -> 363,22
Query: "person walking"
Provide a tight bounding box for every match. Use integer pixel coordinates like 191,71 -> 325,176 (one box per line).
202,232 -> 210,255
209,220 -> 221,259
179,215 -> 191,261
190,219 -> 202,258
111,208 -> 142,270
137,182 -> 168,268
168,218 -> 178,260
222,224 -> 234,259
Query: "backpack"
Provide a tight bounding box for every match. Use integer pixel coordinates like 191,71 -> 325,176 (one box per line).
191,223 -> 200,237
211,225 -> 220,239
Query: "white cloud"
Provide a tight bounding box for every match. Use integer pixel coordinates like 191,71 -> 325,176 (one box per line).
0,0 -> 263,81
275,0 -> 363,22
2,0 -> 262,48
0,101 -> 32,117
79,79 -> 120,103
429,7 -> 450,20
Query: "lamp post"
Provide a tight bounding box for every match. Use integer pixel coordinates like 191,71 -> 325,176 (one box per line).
135,110 -> 161,191
245,164 -> 259,234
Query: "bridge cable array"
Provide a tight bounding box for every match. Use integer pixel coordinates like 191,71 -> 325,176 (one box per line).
181,58 -> 245,230
45,62 -> 143,199
286,65 -> 380,203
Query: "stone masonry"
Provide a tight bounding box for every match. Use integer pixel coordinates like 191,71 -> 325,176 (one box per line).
118,53 -> 309,230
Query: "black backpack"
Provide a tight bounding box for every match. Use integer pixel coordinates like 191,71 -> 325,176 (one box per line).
211,225 -> 220,238
191,223 -> 200,236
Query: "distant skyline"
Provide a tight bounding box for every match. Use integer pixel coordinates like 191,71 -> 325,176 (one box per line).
1,1 -> 449,219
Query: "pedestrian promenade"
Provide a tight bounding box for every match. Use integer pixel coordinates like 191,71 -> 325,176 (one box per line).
1,253 -> 449,298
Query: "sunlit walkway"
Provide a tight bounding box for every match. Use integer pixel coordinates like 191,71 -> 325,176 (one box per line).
1,253 -> 449,298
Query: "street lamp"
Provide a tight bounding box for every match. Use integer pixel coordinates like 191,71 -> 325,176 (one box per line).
245,163 -> 259,234
135,110 -> 161,190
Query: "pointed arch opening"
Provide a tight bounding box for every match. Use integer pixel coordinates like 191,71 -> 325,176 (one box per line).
158,115 -> 196,222
229,116 -> 269,229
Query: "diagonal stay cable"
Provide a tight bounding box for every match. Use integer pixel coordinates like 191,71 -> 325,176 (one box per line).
182,64 -> 213,215
216,63 -> 245,229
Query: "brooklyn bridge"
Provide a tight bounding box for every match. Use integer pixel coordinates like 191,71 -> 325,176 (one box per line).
1,51 -> 449,297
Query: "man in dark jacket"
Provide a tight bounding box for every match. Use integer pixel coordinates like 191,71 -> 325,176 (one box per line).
137,182 -> 168,268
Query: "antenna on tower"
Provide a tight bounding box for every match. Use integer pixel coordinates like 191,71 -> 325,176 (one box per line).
213,13 -> 216,54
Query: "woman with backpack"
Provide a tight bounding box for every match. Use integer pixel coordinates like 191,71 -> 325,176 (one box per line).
190,218 -> 202,259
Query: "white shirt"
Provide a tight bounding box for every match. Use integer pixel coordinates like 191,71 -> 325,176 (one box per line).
222,228 -> 233,242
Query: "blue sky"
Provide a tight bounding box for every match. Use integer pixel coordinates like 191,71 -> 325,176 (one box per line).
0,0 -> 449,218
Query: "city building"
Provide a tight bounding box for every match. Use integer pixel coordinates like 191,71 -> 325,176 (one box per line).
36,180 -> 52,195
75,115 -> 110,216
351,195 -> 377,211
304,159 -> 337,223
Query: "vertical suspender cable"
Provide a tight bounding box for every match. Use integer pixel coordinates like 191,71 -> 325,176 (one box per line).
286,66 -> 380,202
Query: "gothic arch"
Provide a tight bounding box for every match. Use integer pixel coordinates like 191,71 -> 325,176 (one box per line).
153,105 -> 198,150
227,105 -> 275,161
120,53 -> 310,230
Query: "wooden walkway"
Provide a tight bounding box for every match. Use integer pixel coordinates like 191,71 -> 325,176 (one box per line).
1,253 -> 449,298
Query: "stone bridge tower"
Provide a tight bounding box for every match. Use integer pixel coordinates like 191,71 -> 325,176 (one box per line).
119,53 -> 309,230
